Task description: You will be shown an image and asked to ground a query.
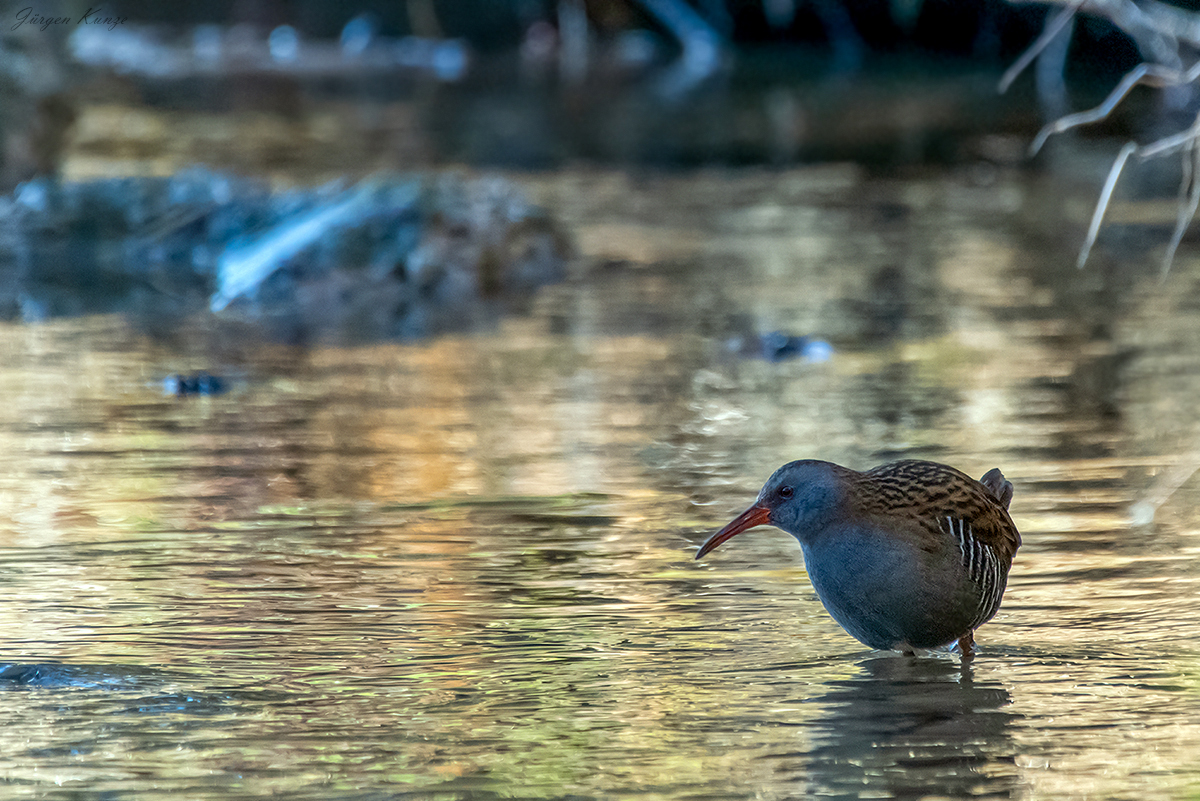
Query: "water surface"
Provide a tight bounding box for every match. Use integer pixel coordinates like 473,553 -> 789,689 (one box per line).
1,163 -> 1199,800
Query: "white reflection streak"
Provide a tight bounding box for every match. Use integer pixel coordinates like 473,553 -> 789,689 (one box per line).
1129,449 -> 1200,525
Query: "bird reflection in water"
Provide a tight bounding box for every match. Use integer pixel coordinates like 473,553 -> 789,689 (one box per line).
791,655 -> 1020,799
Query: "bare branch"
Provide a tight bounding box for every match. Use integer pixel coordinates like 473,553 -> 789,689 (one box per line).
1131,0 -> 1200,49
1010,0 -> 1200,270
1025,0 -> 1182,66
1137,107 -> 1200,159
1162,144 -> 1200,275
1078,141 -> 1137,269
1028,60 -> 1200,155
998,1 -> 1083,94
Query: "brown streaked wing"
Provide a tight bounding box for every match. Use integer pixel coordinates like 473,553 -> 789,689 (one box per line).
849,460 -> 1021,561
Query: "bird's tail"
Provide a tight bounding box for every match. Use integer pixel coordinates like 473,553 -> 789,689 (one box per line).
979,468 -> 1014,510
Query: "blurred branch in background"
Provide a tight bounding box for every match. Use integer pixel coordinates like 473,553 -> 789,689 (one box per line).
0,0 -> 1111,182
1004,0 -> 1200,272
635,0 -> 726,98
1005,0 -> 1200,525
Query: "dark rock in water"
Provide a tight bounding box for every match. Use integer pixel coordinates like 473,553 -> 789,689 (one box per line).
163,372 -> 227,397
0,170 -> 571,343
755,331 -> 833,362
724,326 -> 833,363
0,663 -> 53,685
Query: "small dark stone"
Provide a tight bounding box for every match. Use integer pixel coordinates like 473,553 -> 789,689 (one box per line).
163,372 -> 228,397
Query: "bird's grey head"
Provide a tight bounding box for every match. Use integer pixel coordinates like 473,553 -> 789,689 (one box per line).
695,459 -> 846,559
756,460 -> 845,537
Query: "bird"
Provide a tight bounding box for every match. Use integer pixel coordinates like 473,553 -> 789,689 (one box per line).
695,459 -> 1020,657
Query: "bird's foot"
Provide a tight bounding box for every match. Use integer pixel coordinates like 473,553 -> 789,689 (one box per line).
956,631 -> 976,661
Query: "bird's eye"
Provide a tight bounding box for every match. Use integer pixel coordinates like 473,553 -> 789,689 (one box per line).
778,486 -> 794,499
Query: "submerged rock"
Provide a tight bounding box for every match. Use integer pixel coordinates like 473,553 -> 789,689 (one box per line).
162,372 -> 227,397
0,169 -> 571,343
725,330 -> 834,363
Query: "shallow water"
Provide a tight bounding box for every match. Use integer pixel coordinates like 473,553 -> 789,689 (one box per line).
1,162 -> 1200,800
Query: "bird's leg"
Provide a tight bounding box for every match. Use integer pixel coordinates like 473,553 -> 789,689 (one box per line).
957,630 -> 975,662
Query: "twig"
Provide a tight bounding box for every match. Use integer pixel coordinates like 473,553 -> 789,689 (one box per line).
1032,0 -> 1182,66
1078,141 -> 1137,269
1028,59 -> 1200,155
1162,115 -> 1200,274
1138,109 -> 1200,159
1030,63 -> 1153,155
998,1 -> 1083,95
1075,115 -> 1200,271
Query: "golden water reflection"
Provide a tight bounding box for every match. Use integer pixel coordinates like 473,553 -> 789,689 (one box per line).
0,166 -> 1198,799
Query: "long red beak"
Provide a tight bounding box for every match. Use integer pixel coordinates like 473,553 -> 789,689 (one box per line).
695,503 -> 772,559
